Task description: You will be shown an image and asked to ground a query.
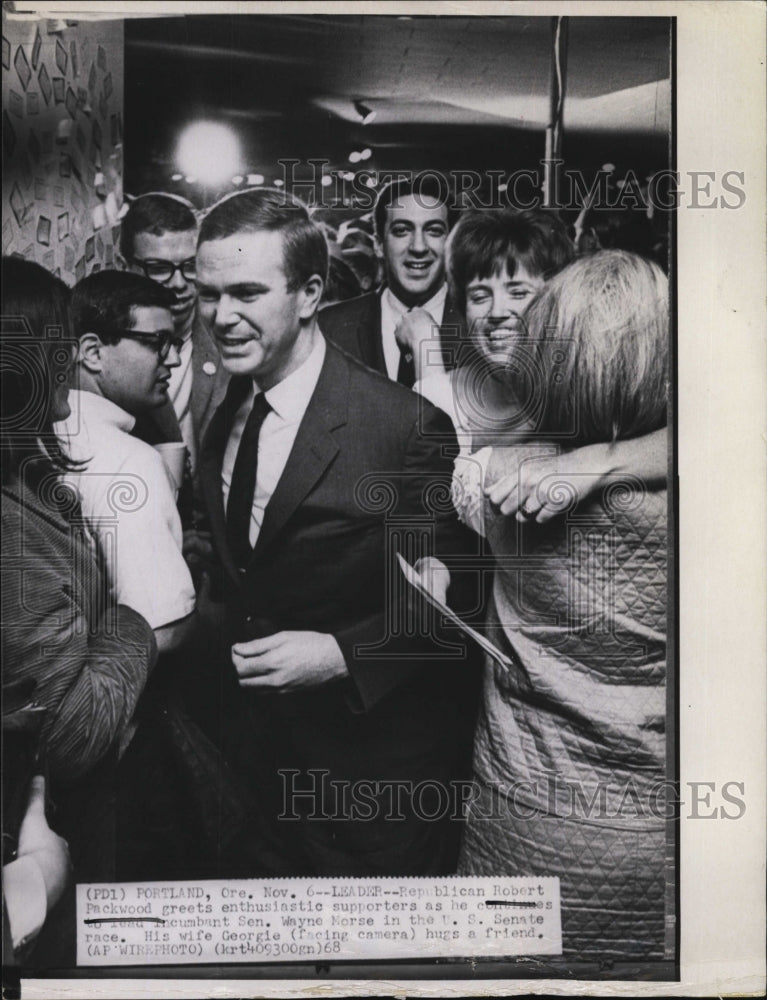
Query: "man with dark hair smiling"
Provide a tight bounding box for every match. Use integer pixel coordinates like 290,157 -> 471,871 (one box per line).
319,173 -> 463,387
195,187 -> 479,876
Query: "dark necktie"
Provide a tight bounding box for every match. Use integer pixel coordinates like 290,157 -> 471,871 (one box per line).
226,392 -> 271,568
396,318 -> 416,389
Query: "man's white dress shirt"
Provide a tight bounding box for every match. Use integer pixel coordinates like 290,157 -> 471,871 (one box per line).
221,335 -> 326,550
379,283 -> 447,380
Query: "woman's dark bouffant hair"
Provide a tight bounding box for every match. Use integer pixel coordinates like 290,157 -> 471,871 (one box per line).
1,256 -> 78,488
446,208 -> 575,318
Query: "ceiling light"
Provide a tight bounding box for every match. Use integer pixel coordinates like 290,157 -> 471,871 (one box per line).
359,148 -> 372,161
247,173 -> 265,185
348,151 -> 361,163
232,175 -> 244,185
320,175 -> 333,188
176,121 -> 242,187
273,179 -> 284,188
354,100 -> 377,125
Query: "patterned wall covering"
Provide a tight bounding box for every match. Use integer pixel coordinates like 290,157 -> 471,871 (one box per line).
2,14 -> 124,284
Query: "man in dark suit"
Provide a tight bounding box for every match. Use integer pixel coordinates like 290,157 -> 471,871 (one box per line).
195,188 -> 480,877
120,193 -> 229,465
319,174 -> 463,387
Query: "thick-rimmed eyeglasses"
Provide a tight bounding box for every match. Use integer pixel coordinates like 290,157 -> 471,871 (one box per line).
115,329 -> 185,361
131,257 -> 196,283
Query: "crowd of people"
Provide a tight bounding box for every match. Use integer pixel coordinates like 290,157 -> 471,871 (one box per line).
2,174 -> 669,965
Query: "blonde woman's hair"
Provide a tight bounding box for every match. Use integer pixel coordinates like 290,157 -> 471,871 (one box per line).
514,250 -> 668,445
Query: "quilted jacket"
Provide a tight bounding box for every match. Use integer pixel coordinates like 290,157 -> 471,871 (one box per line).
455,445 -> 669,959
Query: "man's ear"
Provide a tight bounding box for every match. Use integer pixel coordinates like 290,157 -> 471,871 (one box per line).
298,273 -> 325,319
77,332 -> 105,374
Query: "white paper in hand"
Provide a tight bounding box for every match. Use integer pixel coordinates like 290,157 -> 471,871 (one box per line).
396,553 -> 516,673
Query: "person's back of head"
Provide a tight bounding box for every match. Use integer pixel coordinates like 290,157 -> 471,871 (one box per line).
1,257 -> 75,486
518,249 -> 668,446
577,207 -> 657,262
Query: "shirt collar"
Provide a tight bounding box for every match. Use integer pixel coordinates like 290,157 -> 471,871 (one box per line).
384,282 -> 448,321
64,389 -> 137,433
261,333 -> 326,422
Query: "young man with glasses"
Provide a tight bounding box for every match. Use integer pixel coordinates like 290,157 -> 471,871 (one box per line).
120,193 -> 229,469
55,270 -> 196,654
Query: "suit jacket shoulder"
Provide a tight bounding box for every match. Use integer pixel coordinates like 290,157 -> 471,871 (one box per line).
318,292 -> 385,374
324,336 -> 451,434
319,291 -> 379,335
190,309 -> 230,441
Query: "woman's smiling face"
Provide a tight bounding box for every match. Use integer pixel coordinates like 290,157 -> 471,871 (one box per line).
465,261 -> 545,367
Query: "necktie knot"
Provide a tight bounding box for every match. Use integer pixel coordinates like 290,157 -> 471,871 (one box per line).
249,391 -> 272,425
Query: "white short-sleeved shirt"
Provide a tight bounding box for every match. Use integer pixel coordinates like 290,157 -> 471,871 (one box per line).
56,390 -> 196,630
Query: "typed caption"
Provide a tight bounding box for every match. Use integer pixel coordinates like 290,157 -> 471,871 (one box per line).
77,876 -> 562,965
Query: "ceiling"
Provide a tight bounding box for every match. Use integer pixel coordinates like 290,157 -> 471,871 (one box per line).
124,13 -> 672,197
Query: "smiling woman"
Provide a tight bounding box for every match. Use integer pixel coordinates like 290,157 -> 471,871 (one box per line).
412,208 -> 574,448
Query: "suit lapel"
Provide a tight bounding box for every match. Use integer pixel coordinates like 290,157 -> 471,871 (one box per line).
441,293 -> 464,336
438,292 -> 464,370
356,293 -> 387,375
251,344 -> 349,561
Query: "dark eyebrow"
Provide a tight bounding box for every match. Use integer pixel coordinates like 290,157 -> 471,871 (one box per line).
467,278 -> 535,290
129,327 -> 175,337
228,283 -> 270,295
141,256 -> 196,264
195,282 -> 270,295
